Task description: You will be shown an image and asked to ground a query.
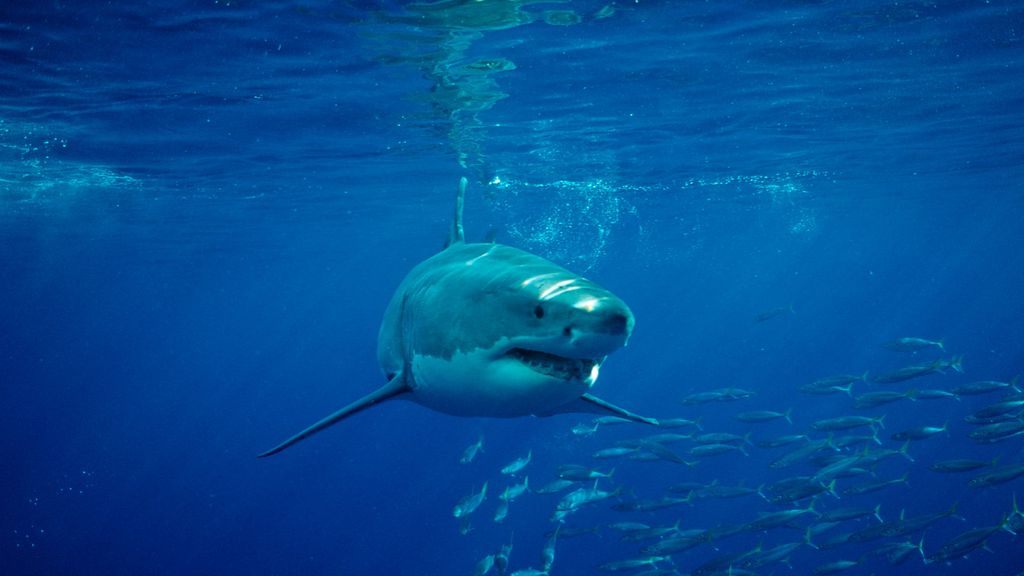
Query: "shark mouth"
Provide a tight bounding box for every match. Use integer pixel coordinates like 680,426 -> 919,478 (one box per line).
506,348 -> 600,383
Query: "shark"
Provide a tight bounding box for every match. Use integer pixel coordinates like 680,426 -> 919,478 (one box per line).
259,177 -> 658,457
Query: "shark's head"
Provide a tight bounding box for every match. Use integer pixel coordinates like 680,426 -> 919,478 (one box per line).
498,268 -> 635,386
380,243 -> 636,417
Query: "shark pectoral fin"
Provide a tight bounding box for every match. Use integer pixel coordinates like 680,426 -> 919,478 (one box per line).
547,393 -> 659,426
258,374 -> 409,458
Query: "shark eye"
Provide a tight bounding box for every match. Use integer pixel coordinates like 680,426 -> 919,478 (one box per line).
534,305 -> 545,319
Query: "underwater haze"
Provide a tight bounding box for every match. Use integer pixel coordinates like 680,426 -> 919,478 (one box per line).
3,1 -> 1024,575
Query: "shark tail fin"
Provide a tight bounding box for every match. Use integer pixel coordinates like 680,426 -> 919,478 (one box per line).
445,177 -> 467,248
258,375 -> 409,457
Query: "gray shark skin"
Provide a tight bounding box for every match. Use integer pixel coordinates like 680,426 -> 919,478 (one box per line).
259,178 -> 657,457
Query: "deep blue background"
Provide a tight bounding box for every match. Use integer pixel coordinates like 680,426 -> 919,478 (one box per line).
2,1 -> 1023,575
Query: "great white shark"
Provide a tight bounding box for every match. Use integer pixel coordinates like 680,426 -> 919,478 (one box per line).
259,177 -> 658,457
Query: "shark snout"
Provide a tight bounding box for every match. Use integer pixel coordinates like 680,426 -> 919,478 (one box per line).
561,300 -> 635,355
604,310 -> 632,335
566,311 -> 628,336
589,297 -> 635,337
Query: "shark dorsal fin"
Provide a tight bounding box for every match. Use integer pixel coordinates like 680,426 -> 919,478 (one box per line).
445,177 -> 467,248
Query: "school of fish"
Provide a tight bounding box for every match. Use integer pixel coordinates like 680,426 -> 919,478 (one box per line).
452,335 -> 1023,575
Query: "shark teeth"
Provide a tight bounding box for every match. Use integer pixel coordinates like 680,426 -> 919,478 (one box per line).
507,348 -> 595,381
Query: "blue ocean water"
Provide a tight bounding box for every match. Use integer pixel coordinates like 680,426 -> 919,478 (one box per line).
2,1 -> 1024,574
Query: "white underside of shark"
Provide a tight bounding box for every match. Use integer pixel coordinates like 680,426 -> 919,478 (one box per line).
259,177 -> 658,457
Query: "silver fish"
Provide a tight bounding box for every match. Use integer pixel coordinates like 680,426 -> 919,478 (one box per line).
881,337 -> 944,352
460,434 -> 485,464
655,417 -> 703,429
871,356 -> 963,384
592,446 -> 638,459
853,390 -> 916,409
891,421 -> 948,441
500,477 -> 529,502
535,479 -> 576,494
453,481 -> 488,518
813,559 -> 859,574
492,499 -> 509,523
841,472 -> 909,496
928,457 -> 999,473
501,450 -> 532,475
968,462 -> 1024,487
735,409 -> 793,423
571,421 -> 600,436
557,464 -> 614,481
474,554 -> 496,576
913,388 -> 959,400
811,415 -> 885,431
690,443 -> 748,457
953,375 -> 1021,396
597,556 -> 669,572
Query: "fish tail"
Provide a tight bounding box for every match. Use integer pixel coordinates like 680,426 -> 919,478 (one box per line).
951,355 -> 965,373
874,414 -> 887,430
824,433 -> 837,452
899,440 -> 914,462
1001,513 -> 1017,536
803,526 -> 818,549
806,498 -> 822,518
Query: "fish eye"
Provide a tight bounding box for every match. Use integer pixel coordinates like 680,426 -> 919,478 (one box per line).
534,305 -> 545,319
